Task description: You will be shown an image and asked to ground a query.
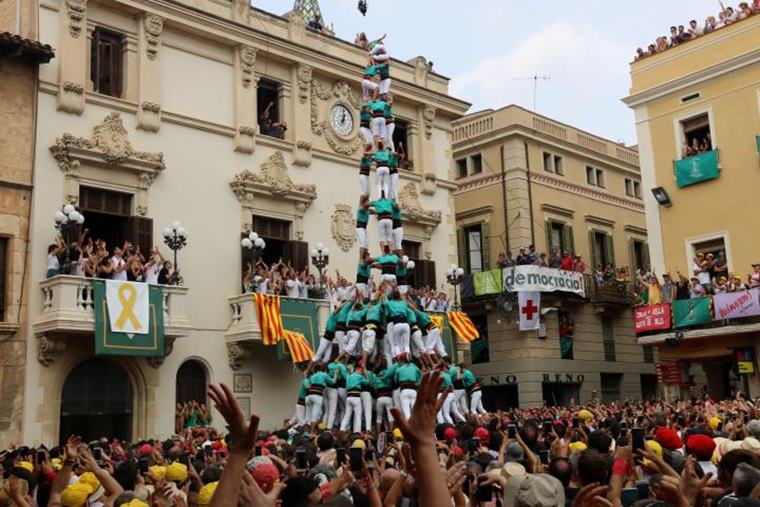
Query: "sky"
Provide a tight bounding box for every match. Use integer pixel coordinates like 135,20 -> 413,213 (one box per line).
255,0 -> 720,145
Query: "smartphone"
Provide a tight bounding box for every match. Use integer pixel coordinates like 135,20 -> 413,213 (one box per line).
621,488 -> 638,507
295,449 -> 308,472
93,448 -> 102,460
349,447 -> 363,473
677,415 -> 685,426
539,449 -> 550,465
543,420 -> 552,435
476,480 -> 492,502
255,445 -> 262,457
204,447 -> 213,456
365,448 -> 375,462
572,417 -> 580,427
635,480 -> 650,500
507,424 -> 517,439
632,428 -> 645,451
468,437 -> 480,453
336,448 -> 346,466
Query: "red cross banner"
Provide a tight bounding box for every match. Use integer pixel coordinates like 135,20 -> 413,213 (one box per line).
518,291 -> 541,331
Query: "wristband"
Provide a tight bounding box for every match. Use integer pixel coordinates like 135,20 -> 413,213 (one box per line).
612,457 -> 631,476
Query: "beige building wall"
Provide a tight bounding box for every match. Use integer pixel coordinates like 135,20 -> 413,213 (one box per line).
452,106 -> 659,407
19,0 -> 468,444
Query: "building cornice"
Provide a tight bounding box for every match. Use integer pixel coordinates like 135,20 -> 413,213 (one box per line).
624,225 -> 648,235
530,173 -> 645,213
623,47 -> 760,108
540,204 -> 574,218
637,322 -> 760,346
455,205 -> 494,222
585,215 -> 616,227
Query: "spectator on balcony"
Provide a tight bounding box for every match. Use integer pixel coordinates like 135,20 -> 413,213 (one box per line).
714,250 -> 729,279
559,251 -> 573,271
127,255 -> 144,282
603,263 -> 615,280
715,276 -> 729,293
722,5 -> 739,24
655,36 -> 668,52
284,267 -> 303,299
158,260 -> 173,285
46,239 -> 66,278
110,245 -> 129,281
703,15 -> 719,33
536,252 -> 549,267
594,265 -> 605,285
690,277 -> 707,298
678,25 -> 692,41
694,253 -> 712,290
572,255 -> 586,273
526,244 -> 538,264
750,263 -> 760,289
661,273 -> 676,303
548,247 -> 562,269
634,47 -> 646,60
515,247 -> 530,265
689,19 -> 704,37
259,101 -> 287,139
730,274 -> 748,292
497,251 -> 515,268
144,248 -> 163,285
669,26 -> 681,46
640,272 -> 662,304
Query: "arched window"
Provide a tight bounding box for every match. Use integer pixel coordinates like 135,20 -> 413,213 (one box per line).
176,360 -> 207,405
60,358 -> 132,442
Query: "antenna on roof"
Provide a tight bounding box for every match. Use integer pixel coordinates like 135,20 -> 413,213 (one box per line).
511,74 -> 551,112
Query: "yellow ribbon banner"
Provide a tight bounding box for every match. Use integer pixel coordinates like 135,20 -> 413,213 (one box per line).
106,280 -> 150,335
115,283 -> 142,330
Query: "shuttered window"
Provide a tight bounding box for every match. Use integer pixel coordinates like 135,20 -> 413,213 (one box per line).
79,187 -> 132,216
252,216 -> 290,241
412,259 -> 436,290
91,28 -> 124,98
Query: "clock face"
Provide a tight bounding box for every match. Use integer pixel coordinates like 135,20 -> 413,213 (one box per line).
329,105 -> 354,137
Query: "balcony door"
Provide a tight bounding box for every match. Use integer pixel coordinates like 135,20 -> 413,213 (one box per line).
60,358 -> 133,442
79,186 -> 153,254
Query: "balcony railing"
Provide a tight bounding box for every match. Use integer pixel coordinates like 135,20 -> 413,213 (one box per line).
584,275 -> 636,306
673,149 -> 720,188
33,275 -> 191,338
226,293 -> 331,343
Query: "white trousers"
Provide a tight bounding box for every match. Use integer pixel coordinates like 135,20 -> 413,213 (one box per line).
383,331 -> 394,365
391,322 -> 411,357
346,329 -> 362,357
360,392 -> 373,432
400,388 -> 417,420
314,337 -> 334,364
305,394 -> 324,423
356,283 -> 369,300
410,329 -> 425,358
356,227 -> 369,250
392,388 -> 401,411
447,391 -> 467,423
389,173 -> 399,201
362,78 -> 378,102
376,396 -> 394,425
379,77 -> 392,95
361,328 -> 376,354
290,403 -> 306,426
325,387 -> 340,428
470,390 -> 486,414
340,395 -> 363,433
392,227 -> 403,251
385,122 -> 395,151
371,117 -> 386,138
359,174 -> 370,196
376,167 -> 390,200
378,217 -> 393,243
335,330 -> 347,355
360,127 -> 373,147
424,328 -> 446,357
454,389 -> 468,415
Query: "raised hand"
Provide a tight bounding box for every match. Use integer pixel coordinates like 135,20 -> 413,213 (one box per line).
207,383 -> 259,455
64,435 -> 82,460
390,372 -> 445,446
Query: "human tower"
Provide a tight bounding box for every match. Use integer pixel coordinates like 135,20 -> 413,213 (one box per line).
292,34 -> 486,436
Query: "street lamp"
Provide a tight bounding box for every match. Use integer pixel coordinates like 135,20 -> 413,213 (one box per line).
310,243 -> 330,278
53,204 -> 85,275
241,231 -> 266,264
446,264 -> 465,311
162,221 -> 188,286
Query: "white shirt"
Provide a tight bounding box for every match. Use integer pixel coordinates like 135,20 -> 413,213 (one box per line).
47,252 -> 60,271
695,263 -> 711,285
299,282 -> 310,299
286,279 -> 301,298
74,257 -> 86,277
111,256 -> 127,281
144,263 -> 161,285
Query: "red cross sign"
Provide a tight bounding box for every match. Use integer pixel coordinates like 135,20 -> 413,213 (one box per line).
522,299 -> 538,320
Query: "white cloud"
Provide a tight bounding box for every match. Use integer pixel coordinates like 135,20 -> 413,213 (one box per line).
451,20 -> 636,143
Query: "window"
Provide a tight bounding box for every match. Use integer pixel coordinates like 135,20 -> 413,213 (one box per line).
691,236 -> 726,259
411,259 -> 436,289
625,178 -> 642,198
633,181 -> 641,198
401,240 -> 421,260
554,155 -> 564,175
542,152 -> 553,172
641,374 -> 658,400
625,178 -> 633,196
595,169 -> 605,188
250,215 -> 308,269
546,221 -> 574,255
456,159 -> 468,179
0,238 -> 6,321
470,154 -> 483,174
393,120 -> 412,169
630,239 -> 650,273
90,28 -> 124,97
587,166 -> 605,187
679,112 -> 712,158
464,225 -> 483,273
78,186 -> 153,255
176,360 -> 208,405
600,373 -> 622,403
602,316 -> 616,362
643,345 -> 655,364
257,79 -> 283,138
590,230 -> 615,269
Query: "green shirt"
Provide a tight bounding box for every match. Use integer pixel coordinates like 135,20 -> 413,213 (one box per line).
395,363 -> 422,385
384,103 -> 393,119
347,304 -> 367,326
371,150 -> 391,167
439,370 -> 453,390
325,311 -> 338,334
360,155 -> 372,172
370,198 -> 394,215
298,379 -> 310,399
406,308 -> 417,325
357,207 -> 369,226
357,262 -> 371,279
384,299 -> 408,319
336,301 -> 354,326
366,301 -> 384,324
389,152 -> 399,171
462,369 -> 478,388
369,100 -> 387,116
360,107 -> 372,122
396,264 -> 407,278
363,64 -> 376,76
327,362 -> 348,383
309,371 -> 335,388
415,310 -> 433,329
375,368 -> 394,391
346,372 -> 369,391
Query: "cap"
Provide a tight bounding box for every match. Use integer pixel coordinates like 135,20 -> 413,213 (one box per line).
251,463 -> 279,494
655,427 -> 682,450
645,439 -> 663,458
138,443 -> 153,456
123,500 -> 149,507
504,473 -> 564,507
61,482 -> 94,507
16,461 -> 33,473
709,417 -> 721,431
443,427 -> 458,440
351,439 -> 366,450
198,481 -> 219,507
148,465 -> 166,481
578,409 -> 594,422
166,462 -> 188,483
392,428 -> 403,441
569,441 -> 587,453
501,461 -> 526,480
686,434 -> 716,461
474,427 -> 490,446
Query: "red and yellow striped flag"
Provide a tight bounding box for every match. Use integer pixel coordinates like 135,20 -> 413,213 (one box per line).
429,313 -> 444,330
447,311 -> 480,342
254,293 -> 284,346
283,331 -> 314,364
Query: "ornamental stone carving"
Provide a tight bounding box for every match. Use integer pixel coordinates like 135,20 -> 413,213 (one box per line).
59,81 -> 85,114
239,46 -> 257,88
409,56 -> 429,86
331,204 -> 356,252
422,105 -> 436,140
227,342 -> 252,370
143,14 -> 163,60
296,63 -> 312,104
421,171 -> 437,195
294,140 -> 312,167
137,101 -> 161,133
37,335 -> 66,366
66,0 -> 87,38
287,10 -> 306,43
230,151 -> 316,200
398,182 -> 442,227
62,81 -> 84,94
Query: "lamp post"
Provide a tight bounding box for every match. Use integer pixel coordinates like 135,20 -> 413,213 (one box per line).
53,204 -> 85,275
162,221 -> 188,286
446,264 -> 465,311
241,231 -> 266,265
310,243 -> 330,279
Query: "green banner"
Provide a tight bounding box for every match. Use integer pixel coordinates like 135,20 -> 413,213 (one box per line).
473,269 -> 502,296
93,281 -> 164,357
278,298 -> 320,361
672,297 -> 712,329
674,149 -> 719,188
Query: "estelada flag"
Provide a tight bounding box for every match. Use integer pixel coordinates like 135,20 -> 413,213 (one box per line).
447,311 -> 479,342
254,293 -> 284,345
283,331 -> 314,364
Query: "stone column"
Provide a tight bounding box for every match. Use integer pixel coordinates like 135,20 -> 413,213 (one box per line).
57,0 -> 88,114
233,45 -> 257,154
416,105 -> 436,174
279,81 -> 293,142
292,63 -> 312,166
407,122 -> 420,171
136,13 -> 164,132
503,138 -> 533,250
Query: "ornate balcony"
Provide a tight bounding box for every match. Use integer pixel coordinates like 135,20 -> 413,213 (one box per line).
33,275 -> 191,366
225,293 -> 330,369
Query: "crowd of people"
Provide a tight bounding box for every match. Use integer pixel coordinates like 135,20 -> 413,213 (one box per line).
11,387 -> 760,506
496,246 -> 588,274
634,1 -> 760,60
47,230 -> 175,285
175,402 -> 213,435
633,255 -> 760,306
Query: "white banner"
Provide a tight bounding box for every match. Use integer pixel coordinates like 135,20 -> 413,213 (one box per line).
518,291 -> 541,331
713,289 -> 760,320
503,265 -> 586,297
106,280 -> 150,335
